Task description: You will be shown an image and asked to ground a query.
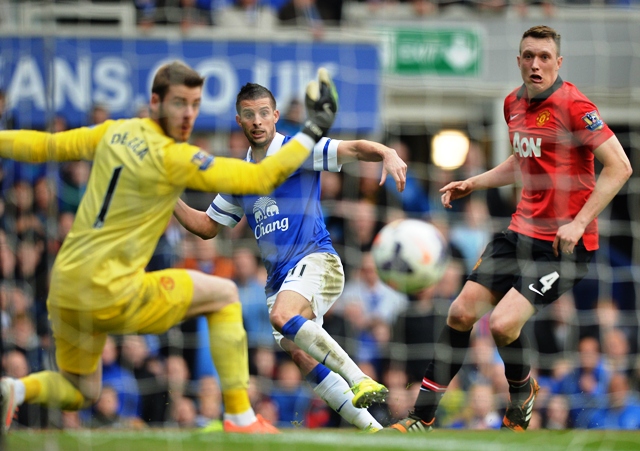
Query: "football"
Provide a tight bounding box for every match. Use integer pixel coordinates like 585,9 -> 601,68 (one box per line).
371,219 -> 450,294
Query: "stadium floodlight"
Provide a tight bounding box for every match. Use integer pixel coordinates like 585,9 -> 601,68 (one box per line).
431,129 -> 469,170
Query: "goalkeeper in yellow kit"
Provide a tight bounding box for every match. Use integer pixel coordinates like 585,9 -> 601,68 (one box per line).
0,61 -> 339,433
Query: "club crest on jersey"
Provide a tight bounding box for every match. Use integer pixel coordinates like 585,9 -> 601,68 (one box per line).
536,110 -> 551,127
582,110 -> 604,131
190,151 -> 214,170
160,276 -> 175,291
253,197 -> 289,239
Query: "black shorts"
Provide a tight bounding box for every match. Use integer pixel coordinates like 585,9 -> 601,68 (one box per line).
468,230 -> 594,309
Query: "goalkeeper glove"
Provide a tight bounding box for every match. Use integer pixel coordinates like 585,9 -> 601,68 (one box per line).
301,67 -> 339,142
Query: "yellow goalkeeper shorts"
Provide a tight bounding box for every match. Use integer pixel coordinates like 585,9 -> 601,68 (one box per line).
48,269 -> 193,375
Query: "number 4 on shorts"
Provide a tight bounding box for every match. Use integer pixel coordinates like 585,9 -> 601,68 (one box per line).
539,271 -> 559,294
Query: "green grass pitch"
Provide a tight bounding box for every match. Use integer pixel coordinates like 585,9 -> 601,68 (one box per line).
4,429 -> 640,451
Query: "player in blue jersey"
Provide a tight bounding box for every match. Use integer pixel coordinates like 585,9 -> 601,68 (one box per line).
174,81 -> 407,431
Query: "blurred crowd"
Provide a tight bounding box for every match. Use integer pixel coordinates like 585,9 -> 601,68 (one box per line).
119,0 -> 640,33
4,0 -> 638,38
1,90 -> 640,431
129,0 -> 640,34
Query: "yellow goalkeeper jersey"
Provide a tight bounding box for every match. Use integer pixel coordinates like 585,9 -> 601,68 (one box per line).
0,118 -> 312,310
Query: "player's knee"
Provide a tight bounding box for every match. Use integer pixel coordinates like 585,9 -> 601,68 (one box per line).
447,302 -> 476,330
489,318 -> 518,346
193,281 -> 240,318
216,278 -> 240,307
269,309 -> 289,332
81,384 -> 103,407
190,271 -> 241,314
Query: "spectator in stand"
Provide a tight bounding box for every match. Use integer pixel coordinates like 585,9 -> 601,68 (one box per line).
48,115 -> 68,134
277,98 -> 304,137
99,335 -> 141,422
216,0 -> 278,28
277,0 -> 324,39
543,394 -> 570,429
119,334 -> 170,426
448,197 -> 492,276
455,334 -> 509,412
87,385 -> 143,429
196,375 -> 223,428
383,140 -> 431,218
134,0 -> 215,29
270,360 -> 314,428
349,317 -> 390,381
58,160 -> 91,214
89,103 -> 110,126
14,229 -> 49,331
320,171 -> 346,237
596,298 -> 637,356
380,368 -> 420,426
390,260 -> 462,385
252,346 -> 278,384
166,354 -> 203,424
554,336 -> 610,427
33,177 -> 57,227
7,313 -> 41,371
586,371 -> 640,430
359,160 -> 398,213
14,229 -> 46,285
433,253 -> 466,303
227,129 -> 251,159
448,382 -> 502,430
49,211 -> 75,256
2,350 -> 30,382
178,0 -> 214,29
341,252 -> 408,328
513,0 -> 555,20
171,396 -> 198,428
0,230 -> 16,280
3,285 -> 33,322
178,232 -> 234,277
232,246 -> 272,351
134,0 -> 158,30
5,180 -> 36,228
146,216 -> 183,272
341,200 -> 383,273
280,0 -> 343,25
602,327 -> 632,376
533,292 -> 580,378
87,385 -> 121,428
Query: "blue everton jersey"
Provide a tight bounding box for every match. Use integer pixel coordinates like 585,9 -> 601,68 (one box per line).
207,133 -> 342,296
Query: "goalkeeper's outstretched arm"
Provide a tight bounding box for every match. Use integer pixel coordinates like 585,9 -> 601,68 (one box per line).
0,121 -> 114,162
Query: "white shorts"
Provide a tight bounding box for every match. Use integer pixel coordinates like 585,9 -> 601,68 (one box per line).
267,252 -> 345,346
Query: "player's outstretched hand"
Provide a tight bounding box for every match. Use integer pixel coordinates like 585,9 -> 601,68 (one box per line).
439,180 -> 474,209
302,67 -> 339,142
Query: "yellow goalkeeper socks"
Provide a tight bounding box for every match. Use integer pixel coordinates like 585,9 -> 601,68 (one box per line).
206,303 -> 251,415
21,371 -> 85,410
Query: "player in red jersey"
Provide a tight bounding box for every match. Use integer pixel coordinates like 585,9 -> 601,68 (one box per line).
388,25 -> 632,433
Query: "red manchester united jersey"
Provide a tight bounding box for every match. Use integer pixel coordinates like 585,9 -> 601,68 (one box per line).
504,77 -> 614,251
